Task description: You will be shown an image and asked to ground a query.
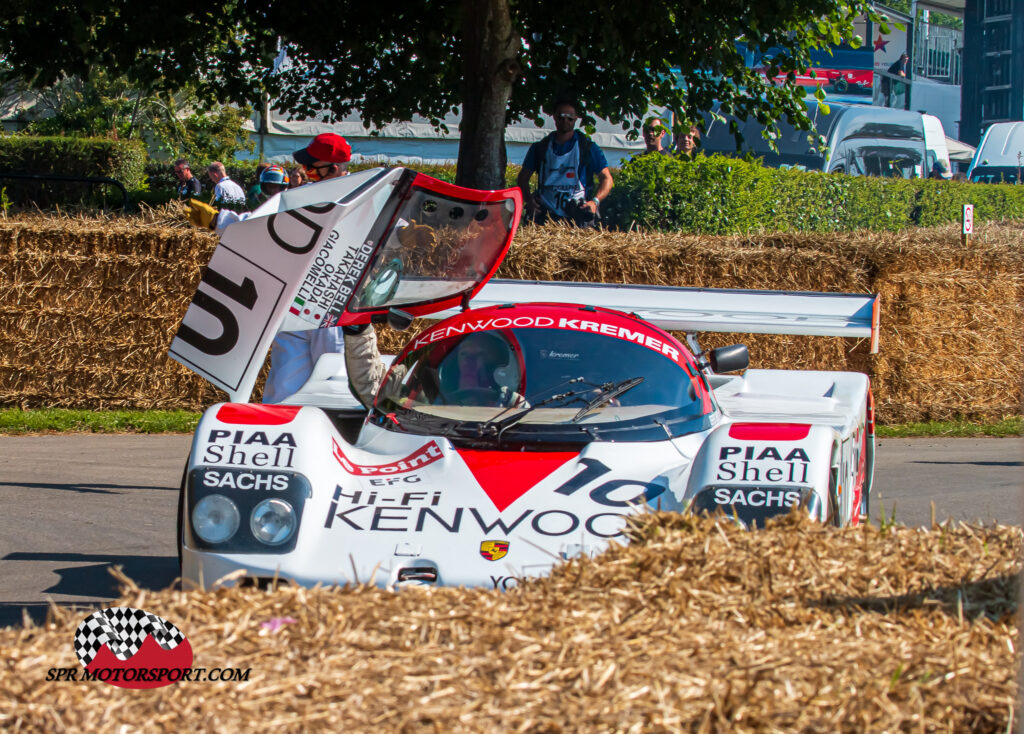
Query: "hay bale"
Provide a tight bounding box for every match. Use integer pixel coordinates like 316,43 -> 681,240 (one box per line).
0,514 -> 1018,731
0,212 -> 1021,420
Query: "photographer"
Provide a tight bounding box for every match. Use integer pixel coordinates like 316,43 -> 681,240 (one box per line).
516,98 -> 613,227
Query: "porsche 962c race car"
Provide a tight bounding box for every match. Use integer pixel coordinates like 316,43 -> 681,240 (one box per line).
169,168 -> 879,590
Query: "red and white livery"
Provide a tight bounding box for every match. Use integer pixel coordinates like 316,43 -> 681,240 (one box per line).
170,168 -> 878,590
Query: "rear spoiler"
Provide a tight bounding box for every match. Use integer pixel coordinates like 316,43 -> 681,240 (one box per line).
435,280 -> 880,353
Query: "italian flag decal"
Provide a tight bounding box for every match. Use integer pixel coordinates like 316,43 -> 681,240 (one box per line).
289,296 -> 321,321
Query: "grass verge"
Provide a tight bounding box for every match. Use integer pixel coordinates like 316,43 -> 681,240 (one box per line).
875,416 -> 1021,438
0,409 -> 1019,437
0,409 -> 200,434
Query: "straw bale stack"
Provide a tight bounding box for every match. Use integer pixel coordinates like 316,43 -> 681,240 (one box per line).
0,211 -> 1020,421
1,513 -> 1018,731
0,210 -> 221,409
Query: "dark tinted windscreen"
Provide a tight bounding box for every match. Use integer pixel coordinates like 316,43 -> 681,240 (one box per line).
969,167 -> 1021,184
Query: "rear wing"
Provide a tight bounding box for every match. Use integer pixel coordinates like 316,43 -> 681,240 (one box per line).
436,280 -> 880,353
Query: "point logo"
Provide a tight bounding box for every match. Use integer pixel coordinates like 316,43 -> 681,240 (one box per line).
73,607 -> 193,689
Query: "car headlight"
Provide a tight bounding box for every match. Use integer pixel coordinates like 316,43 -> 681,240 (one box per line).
192,494 -> 240,543
250,498 -> 297,545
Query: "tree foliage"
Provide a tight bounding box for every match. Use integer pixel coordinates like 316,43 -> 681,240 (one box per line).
9,69 -> 254,163
0,0 -> 883,188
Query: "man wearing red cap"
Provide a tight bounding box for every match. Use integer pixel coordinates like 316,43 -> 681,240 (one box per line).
263,133 -> 355,403
292,133 -> 352,182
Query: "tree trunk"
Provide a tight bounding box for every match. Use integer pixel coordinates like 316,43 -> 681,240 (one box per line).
455,0 -> 520,190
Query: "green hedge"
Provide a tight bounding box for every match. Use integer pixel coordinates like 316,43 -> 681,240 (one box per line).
603,153 -> 1024,233
0,135 -> 146,209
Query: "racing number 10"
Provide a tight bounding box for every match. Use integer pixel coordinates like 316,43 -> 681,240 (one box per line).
554,458 -> 665,507
177,268 -> 258,356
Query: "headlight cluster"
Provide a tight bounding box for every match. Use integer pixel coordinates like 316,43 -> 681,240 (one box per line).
250,498 -> 297,545
192,494 -> 241,543
192,495 -> 297,546
187,468 -> 310,553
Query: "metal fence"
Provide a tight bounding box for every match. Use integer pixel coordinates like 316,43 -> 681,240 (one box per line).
913,22 -> 963,85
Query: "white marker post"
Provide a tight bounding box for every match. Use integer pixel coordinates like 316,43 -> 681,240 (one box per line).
962,203 -> 974,246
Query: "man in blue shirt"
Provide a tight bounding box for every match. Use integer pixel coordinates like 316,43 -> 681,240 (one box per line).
517,99 -> 613,226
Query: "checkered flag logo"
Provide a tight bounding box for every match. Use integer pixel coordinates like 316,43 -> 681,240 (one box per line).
74,607 -> 186,667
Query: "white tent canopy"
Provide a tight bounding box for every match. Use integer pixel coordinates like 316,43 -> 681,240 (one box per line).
945,136 -> 976,163
243,108 -> 654,168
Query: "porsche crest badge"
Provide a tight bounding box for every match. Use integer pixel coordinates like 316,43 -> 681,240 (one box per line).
479,540 -> 509,561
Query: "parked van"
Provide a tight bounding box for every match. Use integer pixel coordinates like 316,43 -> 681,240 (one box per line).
967,122 -> 1024,184
922,114 -> 952,178
700,101 -> 928,179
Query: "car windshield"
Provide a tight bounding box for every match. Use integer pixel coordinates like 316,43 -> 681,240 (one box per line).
373,326 -> 711,443
349,185 -> 516,312
969,167 -> 1021,184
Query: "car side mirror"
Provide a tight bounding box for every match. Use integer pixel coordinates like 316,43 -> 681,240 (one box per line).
387,308 -> 415,332
708,344 -> 749,373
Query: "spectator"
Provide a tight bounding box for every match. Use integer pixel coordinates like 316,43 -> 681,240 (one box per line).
516,98 -> 613,227
928,160 -> 949,180
246,163 -> 270,208
881,52 -> 910,105
634,117 -> 673,158
206,161 -> 246,210
675,125 -> 701,156
289,166 -> 309,188
263,133 -> 354,404
173,158 -> 202,199
186,165 -> 293,233
888,52 -> 910,80
292,133 -> 351,181
259,165 -> 290,196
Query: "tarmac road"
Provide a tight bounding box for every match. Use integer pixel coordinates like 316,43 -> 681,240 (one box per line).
0,434 -> 1020,627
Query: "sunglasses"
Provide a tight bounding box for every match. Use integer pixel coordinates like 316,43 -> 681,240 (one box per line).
554,113 -> 577,121
303,162 -> 334,180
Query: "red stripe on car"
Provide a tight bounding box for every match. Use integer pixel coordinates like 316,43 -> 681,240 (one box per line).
728,423 -> 811,440
216,404 -> 302,425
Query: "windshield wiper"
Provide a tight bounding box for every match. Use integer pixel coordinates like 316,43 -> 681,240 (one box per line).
476,377 -> 594,438
571,376 -> 645,423
483,388 -> 591,437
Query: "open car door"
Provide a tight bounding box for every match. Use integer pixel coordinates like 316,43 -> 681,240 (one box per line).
169,168 -> 522,402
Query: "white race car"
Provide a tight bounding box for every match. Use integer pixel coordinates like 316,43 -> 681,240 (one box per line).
170,168 -> 878,590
